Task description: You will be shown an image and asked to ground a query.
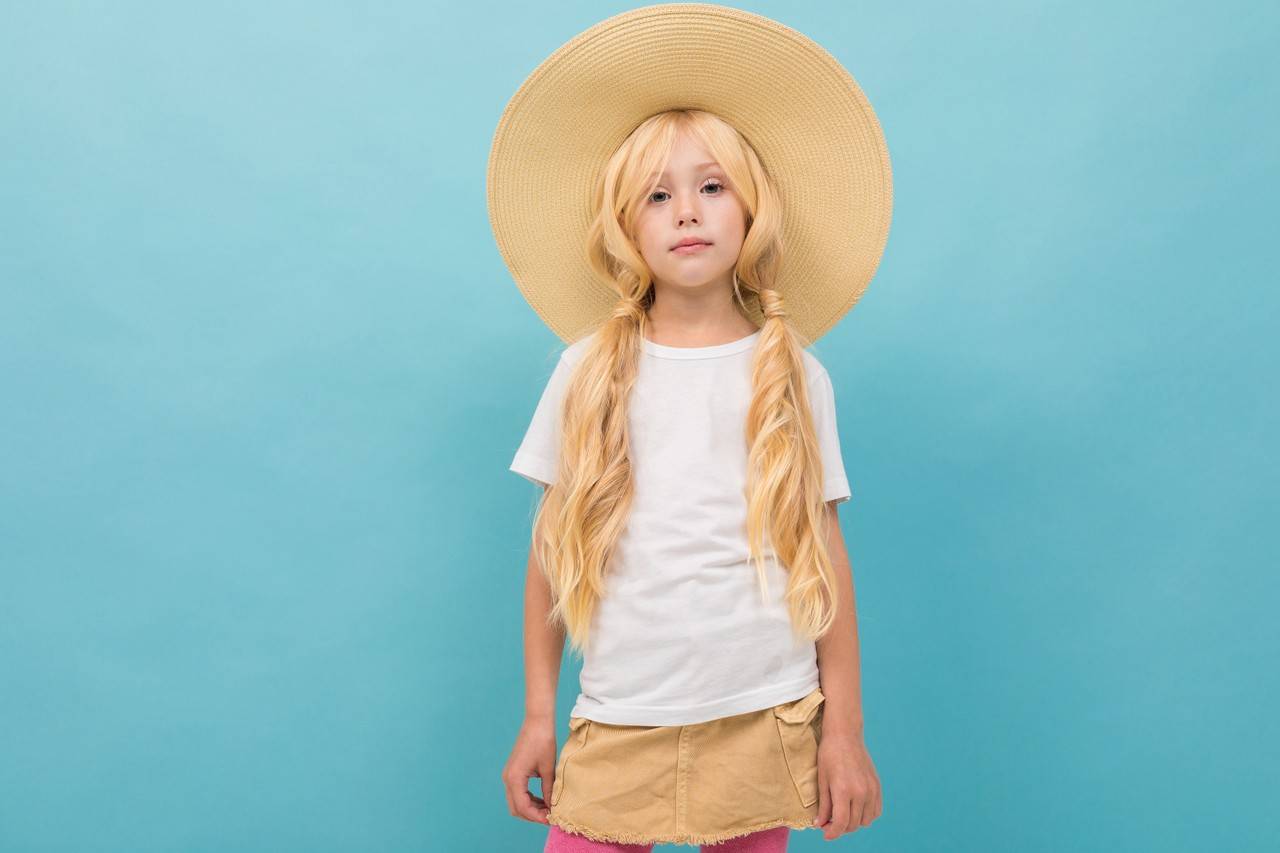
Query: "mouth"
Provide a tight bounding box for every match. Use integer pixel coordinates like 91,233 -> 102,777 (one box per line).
671,240 -> 713,253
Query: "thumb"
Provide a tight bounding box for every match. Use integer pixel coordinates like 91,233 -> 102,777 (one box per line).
540,762 -> 555,821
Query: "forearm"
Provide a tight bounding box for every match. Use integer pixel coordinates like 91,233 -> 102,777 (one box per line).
523,540 -> 565,723
814,501 -> 865,739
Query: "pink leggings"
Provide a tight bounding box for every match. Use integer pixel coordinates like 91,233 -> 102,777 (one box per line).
544,825 -> 789,852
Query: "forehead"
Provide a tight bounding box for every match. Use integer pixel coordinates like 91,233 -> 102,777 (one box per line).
654,159 -> 721,181
650,131 -> 721,180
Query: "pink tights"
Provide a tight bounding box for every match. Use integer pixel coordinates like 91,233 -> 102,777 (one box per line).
544,824 -> 789,852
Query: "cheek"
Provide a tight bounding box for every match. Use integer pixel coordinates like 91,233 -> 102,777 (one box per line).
712,200 -> 745,240
716,214 -> 746,250
636,220 -> 665,259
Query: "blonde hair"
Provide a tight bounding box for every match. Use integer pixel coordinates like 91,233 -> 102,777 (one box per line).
530,109 -> 839,656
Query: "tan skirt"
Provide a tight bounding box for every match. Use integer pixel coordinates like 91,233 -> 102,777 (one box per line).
547,686 -> 825,846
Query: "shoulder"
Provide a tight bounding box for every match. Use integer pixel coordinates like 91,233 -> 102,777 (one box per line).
559,330 -> 599,367
799,347 -> 833,386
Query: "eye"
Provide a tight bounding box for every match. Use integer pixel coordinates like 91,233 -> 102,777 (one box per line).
647,179 -> 727,204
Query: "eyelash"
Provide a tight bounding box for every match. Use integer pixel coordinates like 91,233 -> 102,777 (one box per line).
648,179 -> 725,204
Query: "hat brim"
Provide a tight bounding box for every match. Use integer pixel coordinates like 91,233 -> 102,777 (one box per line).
487,2 -> 893,344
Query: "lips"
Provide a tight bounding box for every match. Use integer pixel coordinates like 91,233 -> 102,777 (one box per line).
671,239 -> 712,250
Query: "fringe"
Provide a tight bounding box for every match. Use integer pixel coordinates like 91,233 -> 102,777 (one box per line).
547,812 -> 819,846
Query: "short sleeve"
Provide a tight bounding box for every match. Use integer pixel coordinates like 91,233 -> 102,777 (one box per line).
509,352 -> 574,488
809,368 -> 852,504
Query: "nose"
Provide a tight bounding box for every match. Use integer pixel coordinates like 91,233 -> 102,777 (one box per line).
675,191 -> 700,226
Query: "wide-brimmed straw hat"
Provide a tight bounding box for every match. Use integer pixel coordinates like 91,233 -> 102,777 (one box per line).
487,2 -> 893,345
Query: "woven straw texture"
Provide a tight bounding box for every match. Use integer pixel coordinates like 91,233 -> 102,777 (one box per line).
487,2 -> 893,344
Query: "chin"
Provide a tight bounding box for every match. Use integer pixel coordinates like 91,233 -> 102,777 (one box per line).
668,274 -> 729,289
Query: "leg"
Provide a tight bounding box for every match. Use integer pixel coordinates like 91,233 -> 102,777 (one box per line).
700,826 -> 790,853
544,824 -> 655,853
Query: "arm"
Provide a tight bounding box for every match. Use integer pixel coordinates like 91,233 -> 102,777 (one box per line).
523,524 -> 565,722
814,500 -> 864,738
812,500 -> 883,838
502,492 -> 567,825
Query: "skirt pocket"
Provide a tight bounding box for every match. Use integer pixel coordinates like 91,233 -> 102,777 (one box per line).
550,716 -> 591,807
771,688 -> 825,808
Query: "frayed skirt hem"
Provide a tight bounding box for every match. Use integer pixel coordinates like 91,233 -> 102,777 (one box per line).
547,812 -> 819,846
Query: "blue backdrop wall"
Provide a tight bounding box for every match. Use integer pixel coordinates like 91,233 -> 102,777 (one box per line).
1,1 -> 1276,851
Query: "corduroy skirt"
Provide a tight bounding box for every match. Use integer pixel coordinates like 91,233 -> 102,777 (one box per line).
547,686 -> 826,846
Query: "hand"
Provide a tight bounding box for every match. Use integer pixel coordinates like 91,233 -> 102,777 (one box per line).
501,715 -> 558,825
812,728 -> 882,840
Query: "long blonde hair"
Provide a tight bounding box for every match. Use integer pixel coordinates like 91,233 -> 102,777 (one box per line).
531,109 -> 839,656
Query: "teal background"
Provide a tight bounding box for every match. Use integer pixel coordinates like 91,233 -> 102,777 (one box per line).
1,1 -> 1276,851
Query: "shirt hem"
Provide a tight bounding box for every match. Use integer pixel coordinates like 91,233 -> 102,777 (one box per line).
569,672 -> 820,726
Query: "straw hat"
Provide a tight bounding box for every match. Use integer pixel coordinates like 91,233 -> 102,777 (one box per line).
486,2 -> 893,345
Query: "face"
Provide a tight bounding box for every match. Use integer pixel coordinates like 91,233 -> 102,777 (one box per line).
634,130 -> 746,295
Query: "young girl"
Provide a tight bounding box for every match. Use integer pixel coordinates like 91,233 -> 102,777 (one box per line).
488,5 -> 892,850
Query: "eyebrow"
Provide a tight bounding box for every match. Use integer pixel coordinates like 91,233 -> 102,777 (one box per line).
654,161 -> 721,182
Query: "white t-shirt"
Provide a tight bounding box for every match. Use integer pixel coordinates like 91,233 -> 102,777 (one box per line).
510,329 -> 852,726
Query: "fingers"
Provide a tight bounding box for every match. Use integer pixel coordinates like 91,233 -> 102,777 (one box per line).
501,768 -> 517,819
529,789 -> 551,823
821,781 -> 881,838
823,793 -> 850,840
813,765 -> 831,829
863,775 -> 882,825
503,768 -> 553,824
851,793 -> 870,831
539,770 -> 555,822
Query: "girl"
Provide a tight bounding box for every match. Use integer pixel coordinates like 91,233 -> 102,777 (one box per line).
488,5 -> 893,850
